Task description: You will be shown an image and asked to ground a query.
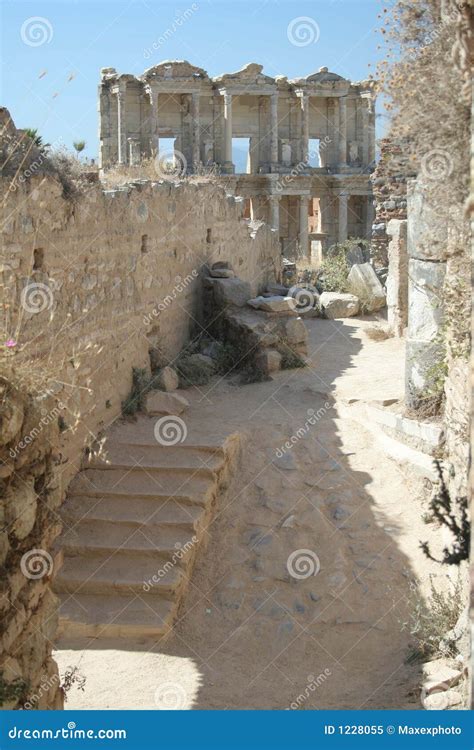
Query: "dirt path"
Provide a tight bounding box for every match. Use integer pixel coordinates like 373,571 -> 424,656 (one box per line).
55,317 -> 444,710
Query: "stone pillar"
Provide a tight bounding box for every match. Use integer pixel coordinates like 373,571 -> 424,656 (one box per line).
338,191 -> 348,243
116,86 -> 126,165
149,88 -> 159,156
365,196 -> 375,240
299,195 -> 309,259
338,96 -> 347,168
269,195 -> 280,232
386,219 -> 408,337
223,91 -> 234,172
368,99 -> 376,165
300,93 -> 309,164
361,99 -> 370,166
405,179 -> 447,407
270,92 -> 279,168
191,92 -> 200,171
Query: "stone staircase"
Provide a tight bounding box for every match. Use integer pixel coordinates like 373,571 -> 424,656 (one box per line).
54,409 -> 240,640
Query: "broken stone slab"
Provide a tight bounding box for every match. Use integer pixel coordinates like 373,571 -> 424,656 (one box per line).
347,263 -> 386,312
209,268 -> 235,278
212,261 -> 233,271
247,295 -> 295,313
421,660 -> 463,695
320,292 -> 360,319
422,689 -> 463,710
145,391 -> 189,416
266,282 -> 290,296
153,366 -> 179,392
210,277 -> 252,308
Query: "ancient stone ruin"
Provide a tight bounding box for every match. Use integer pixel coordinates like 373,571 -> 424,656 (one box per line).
99,61 -> 376,258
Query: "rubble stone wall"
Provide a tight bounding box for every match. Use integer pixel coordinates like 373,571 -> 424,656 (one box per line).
0,172 -> 280,708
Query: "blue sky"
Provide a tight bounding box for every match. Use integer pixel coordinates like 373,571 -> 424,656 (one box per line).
1,0 -> 385,159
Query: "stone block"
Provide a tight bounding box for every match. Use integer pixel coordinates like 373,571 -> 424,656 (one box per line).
407,179 -> 448,261
212,277 -> 252,308
5,479 -> 37,540
255,349 -> 282,374
407,258 -> 446,340
347,263 -> 386,312
145,391 -> 189,416
247,296 -> 295,313
320,292 -> 359,319
283,317 -> 307,345
154,366 -> 179,392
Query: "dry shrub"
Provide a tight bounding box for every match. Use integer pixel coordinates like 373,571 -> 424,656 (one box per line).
366,325 -> 392,342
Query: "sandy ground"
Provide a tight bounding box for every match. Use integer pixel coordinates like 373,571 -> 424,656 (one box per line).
55,316 -> 448,710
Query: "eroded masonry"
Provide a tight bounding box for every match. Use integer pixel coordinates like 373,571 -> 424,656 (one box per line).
99,61 -> 376,259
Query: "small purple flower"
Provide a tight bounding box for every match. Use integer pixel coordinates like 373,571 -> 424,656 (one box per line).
5,339 -> 17,348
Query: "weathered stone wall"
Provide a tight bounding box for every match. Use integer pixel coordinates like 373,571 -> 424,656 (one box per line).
0,171 -> 279,707
371,138 -> 412,267
0,383 -> 63,709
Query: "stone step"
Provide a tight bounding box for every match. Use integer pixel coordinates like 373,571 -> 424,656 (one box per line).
86,444 -> 225,477
55,551 -> 184,598
62,495 -> 205,530
60,520 -> 198,560
69,467 -> 215,500
58,592 -> 175,639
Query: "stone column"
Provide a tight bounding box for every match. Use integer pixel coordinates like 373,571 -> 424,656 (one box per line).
116,87 -> 126,165
361,99 -> 370,166
270,92 -> 279,167
300,93 -> 309,164
338,191 -> 348,243
223,91 -> 234,172
338,96 -> 347,167
191,92 -> 200,171
368,99 -> 376,165
269,195 -> 280,232
149,88 -> 159,156
299,195 -> 310,259
386,219 -> 408,337
365,196 -> 375,240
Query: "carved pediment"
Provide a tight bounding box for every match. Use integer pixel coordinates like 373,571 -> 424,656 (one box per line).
305,67 -> 347,83
142,60 -> 209,81
214,62 -> 275,85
